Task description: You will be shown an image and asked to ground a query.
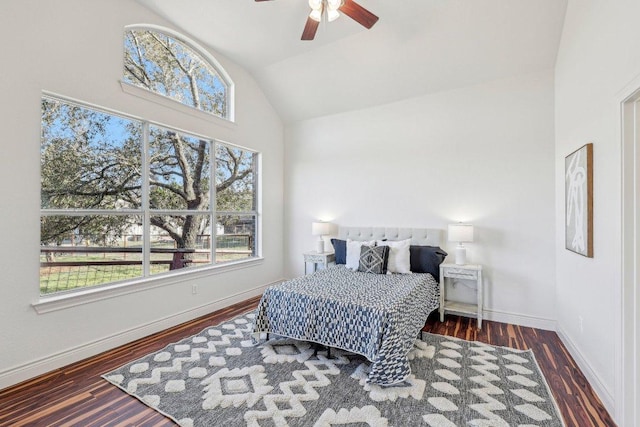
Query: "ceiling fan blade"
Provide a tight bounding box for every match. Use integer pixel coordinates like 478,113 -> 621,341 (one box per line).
339,0 -> 379,29
301,17 -> 319,40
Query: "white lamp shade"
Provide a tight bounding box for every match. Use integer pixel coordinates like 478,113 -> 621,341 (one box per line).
312,222 -> 332,236
448,223 -> 474,243
309,8 -> 322,21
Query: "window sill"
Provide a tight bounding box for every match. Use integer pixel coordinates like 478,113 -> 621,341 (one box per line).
120,81 -> 237,128
32,257 -> 263,314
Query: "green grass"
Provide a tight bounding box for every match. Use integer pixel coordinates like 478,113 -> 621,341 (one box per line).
39,249 -> 252,294
40,265 -> 146,294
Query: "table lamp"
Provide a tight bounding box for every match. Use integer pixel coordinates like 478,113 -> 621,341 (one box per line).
448,223 -> 474,265
312,222 -> 332,253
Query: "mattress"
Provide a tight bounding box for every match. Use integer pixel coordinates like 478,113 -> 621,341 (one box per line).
252,265 -> 439,385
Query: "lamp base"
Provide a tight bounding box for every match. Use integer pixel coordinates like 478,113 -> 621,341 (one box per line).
455,246 -> 467,265
316,239 -> 325,254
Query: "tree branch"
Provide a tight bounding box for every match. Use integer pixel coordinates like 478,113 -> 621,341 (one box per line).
148,31 -> 202,109
150,216 -> 182,245
127,32 -> 153,88
168,132 -> 195,200
149,179 -> 187,199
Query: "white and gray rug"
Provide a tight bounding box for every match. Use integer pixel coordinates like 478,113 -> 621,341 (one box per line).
103,311 -> 565,426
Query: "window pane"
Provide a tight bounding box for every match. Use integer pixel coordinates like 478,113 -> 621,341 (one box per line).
123,29 -> 228,118
216,145 -> 257,212
40,215 -> 143,294
40,95 -> 259,295
41,98 -> 142,210
150,214 -> 212,275
149,126 -> 211,211
215,214 -> 256,263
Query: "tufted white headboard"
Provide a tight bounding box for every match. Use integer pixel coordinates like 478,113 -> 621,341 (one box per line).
338,227 -> 443,247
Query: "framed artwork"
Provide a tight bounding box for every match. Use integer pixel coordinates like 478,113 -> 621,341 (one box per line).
565,143 -> 593,257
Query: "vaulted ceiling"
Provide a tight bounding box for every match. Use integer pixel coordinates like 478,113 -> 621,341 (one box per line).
137,0 -> 567,123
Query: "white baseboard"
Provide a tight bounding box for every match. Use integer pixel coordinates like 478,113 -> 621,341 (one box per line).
0,280 -> 281,391
483,308 -> 557,331
556,325 -> 615,415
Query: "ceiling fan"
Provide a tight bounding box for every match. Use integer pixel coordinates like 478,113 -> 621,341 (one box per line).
255,0 -> 379,41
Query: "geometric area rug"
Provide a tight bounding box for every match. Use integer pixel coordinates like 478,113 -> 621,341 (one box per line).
103,311 -> 566,427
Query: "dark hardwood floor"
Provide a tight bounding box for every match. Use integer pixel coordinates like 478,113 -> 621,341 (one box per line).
0,296 -> 617,426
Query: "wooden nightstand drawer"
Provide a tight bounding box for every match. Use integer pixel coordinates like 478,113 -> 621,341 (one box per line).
303,251 -> 335,274
443,268 -> 478,280
304,253 -> 330,263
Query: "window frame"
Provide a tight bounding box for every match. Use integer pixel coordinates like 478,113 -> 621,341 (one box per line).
213,142 -> 261,263
38,92 -> 261,308
121,24 -> 235,122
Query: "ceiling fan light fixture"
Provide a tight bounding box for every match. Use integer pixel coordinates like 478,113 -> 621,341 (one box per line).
308,0 -> 322,10
326,0 -> 342,10
309,8 -> 322,22
327,9 -> 340,22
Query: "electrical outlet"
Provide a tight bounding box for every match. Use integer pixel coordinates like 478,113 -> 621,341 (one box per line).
192,284 -> 198,295
579,316 -> 584,333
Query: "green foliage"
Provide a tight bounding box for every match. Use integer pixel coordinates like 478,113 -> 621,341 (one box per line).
41,29 -> 251,253
41,99 -> 256,250
216,145 -> 256,212
123,29 -> 227,117
40,215 -> 138,246
40,98 -> 142,245
41,98 -> 142,210
149,126 -> 210,211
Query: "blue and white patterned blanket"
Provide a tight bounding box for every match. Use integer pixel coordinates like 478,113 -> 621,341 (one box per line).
252,265 -> 439,385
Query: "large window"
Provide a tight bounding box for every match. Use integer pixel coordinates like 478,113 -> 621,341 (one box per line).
40,96 -> 258,295
123,28 -> 230,119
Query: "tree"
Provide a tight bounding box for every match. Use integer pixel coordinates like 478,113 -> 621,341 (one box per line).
124,29 -> 227,117
40,98 -> 142,246
41,99 -> 254,251
41,29 -> 253,253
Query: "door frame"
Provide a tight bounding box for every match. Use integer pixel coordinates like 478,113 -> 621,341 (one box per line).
620,86 -> 640,427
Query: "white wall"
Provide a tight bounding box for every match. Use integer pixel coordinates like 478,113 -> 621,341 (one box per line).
284,70 -> 556,329
0,0 -> 284,389
554,1 -> 640,423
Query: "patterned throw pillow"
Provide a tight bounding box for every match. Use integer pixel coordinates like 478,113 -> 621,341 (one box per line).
346,239 -> 376,270
358,245 -> 390,274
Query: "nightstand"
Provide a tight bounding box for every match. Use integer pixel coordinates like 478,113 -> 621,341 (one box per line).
303,251 -> 336,274
439,263 -> 484,329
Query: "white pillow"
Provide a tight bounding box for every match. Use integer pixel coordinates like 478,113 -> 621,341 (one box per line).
376,238 -> 412,274
345,239 -> 375,271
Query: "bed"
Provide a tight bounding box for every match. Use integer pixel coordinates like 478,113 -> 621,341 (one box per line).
252,227 -> 445,386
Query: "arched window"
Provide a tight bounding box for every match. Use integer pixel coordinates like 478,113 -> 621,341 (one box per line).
123,27 -> 231,119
